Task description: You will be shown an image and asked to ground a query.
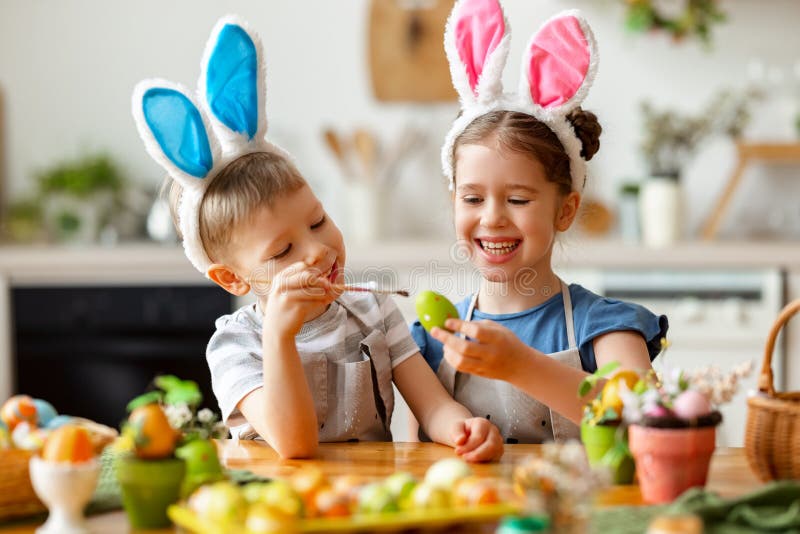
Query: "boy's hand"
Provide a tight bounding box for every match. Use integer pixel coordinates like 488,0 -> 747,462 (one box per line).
451,417 -> 504,462
260,261 -> 338,340
431,319 -> 534,382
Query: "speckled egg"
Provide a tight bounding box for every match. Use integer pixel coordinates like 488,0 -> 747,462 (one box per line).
11,421 -> 49,451
1,395 -> 38,431
33,399 -> 58,427
415,291 -> 459,333
672,390 -> 712,420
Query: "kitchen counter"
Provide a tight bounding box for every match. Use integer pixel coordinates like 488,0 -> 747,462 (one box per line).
0,441 -> 764,533
1,238 -> 800,283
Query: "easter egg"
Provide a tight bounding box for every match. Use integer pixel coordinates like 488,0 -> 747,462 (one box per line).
415,290 -> 459,333
189,481 -> 248,526
243,480 -> 304,519
313,487 -> 351,518
672,389 -> 712,420
357,482 -> 398,515
424,458 -> 472,490
46,414 -> 74,430
600,370 -> 640,416
32,399 -> 58,427
41,424 -> 93,463
409,482 -> 451,510
128,403 -> 179,459
1,395 -> 38,431
175,439 -> 225,498
384,472 -> 417,507
246,502 -> 293,533
453,476 -> 500,507
12,421 -> 49,451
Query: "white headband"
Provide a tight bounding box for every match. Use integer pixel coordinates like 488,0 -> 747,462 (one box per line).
441,1 -> 598,191
132,15 -> 289,275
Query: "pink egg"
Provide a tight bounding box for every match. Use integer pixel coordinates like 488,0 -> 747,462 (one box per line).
672,390 -> 712,420
644,404 -> 672,418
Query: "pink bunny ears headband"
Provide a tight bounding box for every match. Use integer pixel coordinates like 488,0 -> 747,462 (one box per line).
441,1 -> 598,191
132,15 -> 288,274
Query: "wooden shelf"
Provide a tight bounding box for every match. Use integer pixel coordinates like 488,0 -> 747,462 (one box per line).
702,142 -> 800,240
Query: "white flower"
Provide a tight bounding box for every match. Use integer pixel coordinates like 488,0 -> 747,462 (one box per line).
164,403 -> 193,428
198,408 -> 215,424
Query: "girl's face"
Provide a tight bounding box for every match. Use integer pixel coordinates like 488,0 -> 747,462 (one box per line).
453,139 -> 579,284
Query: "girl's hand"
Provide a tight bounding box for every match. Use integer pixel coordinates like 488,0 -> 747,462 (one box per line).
451,417 -> 504,462
431,318 -> 534,382
261,261 -> 337,340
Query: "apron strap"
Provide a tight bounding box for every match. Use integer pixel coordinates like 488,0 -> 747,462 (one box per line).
336,297 -> 393,435
560,281 -> 578,350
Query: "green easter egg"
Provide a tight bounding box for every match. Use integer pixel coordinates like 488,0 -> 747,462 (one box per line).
415,291 -> 459,333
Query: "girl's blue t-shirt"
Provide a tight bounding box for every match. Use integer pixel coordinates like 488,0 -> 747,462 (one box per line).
410,284 -> 669,373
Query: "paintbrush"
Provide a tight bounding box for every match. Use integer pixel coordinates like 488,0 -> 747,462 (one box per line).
248,278 -> 409,298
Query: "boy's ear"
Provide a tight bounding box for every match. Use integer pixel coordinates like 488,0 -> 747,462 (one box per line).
555,191 -> 581,232
207,263 -> 251,296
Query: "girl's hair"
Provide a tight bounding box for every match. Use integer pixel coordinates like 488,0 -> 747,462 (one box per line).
452,108 -> 602,195
165,151 -> 306,263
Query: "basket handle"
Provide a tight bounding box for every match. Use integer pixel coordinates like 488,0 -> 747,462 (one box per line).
759,298 -> 800,395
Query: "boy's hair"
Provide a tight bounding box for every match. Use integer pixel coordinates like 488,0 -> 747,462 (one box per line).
452,108 -> 602,195
165,151 -> 306,264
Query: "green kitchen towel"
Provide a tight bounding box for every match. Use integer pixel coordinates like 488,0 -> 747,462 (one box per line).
591,481 -> 800,534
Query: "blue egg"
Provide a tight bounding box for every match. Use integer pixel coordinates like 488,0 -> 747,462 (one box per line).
45,414 -> 73,429
33,399 -> 58,427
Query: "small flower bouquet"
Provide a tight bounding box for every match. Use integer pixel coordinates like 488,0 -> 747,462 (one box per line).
513,442 -> 607,533
578,361 -> 638,484
619,344 -> 753,503
114,376 -> 227,529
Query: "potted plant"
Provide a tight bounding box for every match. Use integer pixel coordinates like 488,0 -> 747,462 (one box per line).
638,89 -> 758,247
114,375 -> 227,529
619,348 -> 753,504
578,362 -> 637,485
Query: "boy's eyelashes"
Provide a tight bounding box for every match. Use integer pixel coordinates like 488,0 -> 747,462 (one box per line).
311,215 -> 326,229
262,216 -> 326,262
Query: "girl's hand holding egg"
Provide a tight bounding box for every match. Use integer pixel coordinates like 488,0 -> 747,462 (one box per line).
431,318 -> 533,382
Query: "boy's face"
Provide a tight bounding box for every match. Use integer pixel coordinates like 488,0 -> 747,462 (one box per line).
228,184 -> 346,290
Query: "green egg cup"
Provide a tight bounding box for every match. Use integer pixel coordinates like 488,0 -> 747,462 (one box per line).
580,422 -> 635,485
115,456 -> 186,529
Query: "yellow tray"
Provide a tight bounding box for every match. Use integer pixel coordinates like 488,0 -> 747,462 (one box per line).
169,502 -> 521,533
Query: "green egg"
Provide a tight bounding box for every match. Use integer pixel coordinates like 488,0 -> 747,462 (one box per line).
415,290 -> 459,333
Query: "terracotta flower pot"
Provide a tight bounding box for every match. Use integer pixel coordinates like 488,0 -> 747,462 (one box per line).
115,456 -> 185,529
580,422 -> 635,484
628,424 -> 715,504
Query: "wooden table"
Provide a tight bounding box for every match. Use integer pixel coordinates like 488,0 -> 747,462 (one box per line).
1,442 -> 763,533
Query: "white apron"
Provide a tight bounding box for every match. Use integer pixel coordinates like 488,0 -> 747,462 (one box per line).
436,281 -> 581,443
302,298 -> 394,442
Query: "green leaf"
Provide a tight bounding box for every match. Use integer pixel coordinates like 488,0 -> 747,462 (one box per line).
156,375 -> 203,407
595,361 -> 621,378
126,391 -> 162,412
578,379 -> 592,398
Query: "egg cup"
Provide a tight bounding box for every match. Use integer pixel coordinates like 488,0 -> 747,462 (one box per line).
29,456 -> 100,534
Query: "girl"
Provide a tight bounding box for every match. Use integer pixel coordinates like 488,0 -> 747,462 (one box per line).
411,1 -> 668,443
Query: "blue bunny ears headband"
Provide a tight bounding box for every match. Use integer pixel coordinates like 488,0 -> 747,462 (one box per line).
132,15 -> 289,274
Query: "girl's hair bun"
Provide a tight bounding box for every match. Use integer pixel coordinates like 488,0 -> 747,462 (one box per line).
567,107 -> 602,161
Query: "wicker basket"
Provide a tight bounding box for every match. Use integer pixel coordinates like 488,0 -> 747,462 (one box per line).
0,448 -> 45,520
745,298 -> 800,482
0,417 -> 118,521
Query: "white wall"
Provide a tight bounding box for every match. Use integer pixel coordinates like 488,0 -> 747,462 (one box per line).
1,0 -> 799,241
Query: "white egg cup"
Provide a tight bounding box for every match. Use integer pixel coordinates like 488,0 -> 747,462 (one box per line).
29,456 -> 100,534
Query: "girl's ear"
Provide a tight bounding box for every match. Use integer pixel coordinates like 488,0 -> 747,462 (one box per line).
444,0 -> 510,106
520,11 -> 597,115
555,191 -> 581,232
207,264 -> 251,296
